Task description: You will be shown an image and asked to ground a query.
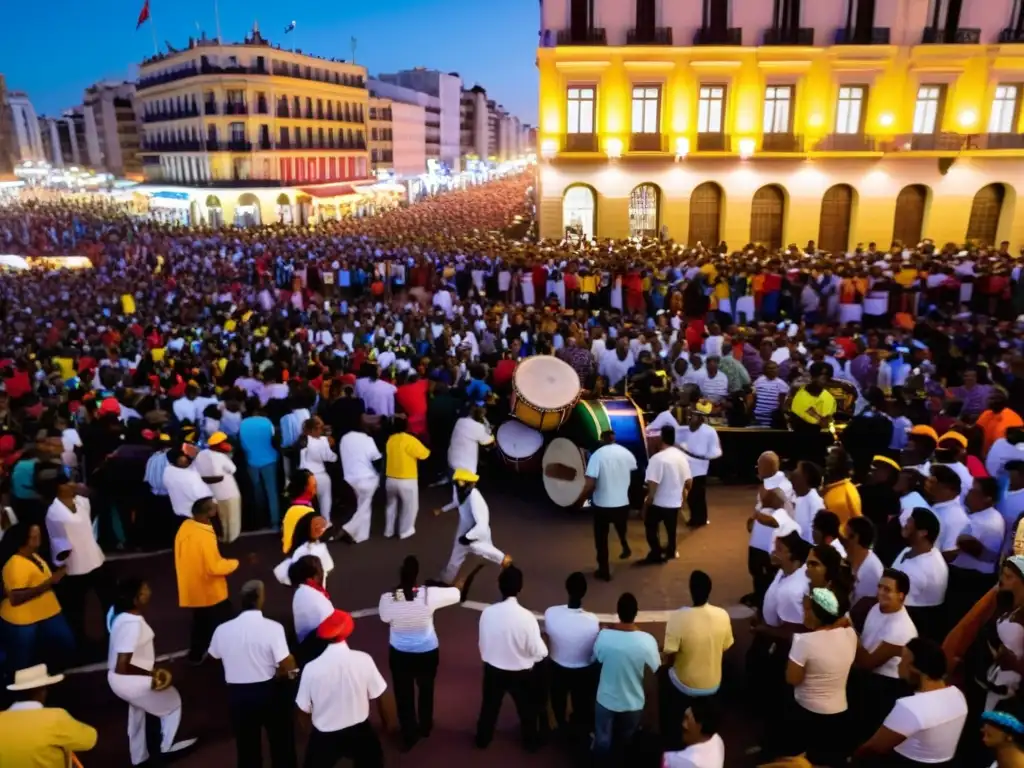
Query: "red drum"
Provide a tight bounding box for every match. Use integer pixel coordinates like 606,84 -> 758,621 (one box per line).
496,420 -> 545,473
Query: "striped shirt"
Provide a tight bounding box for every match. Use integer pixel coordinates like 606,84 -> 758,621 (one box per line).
753,375 -> 790,425
378,586 -> 461,653
698,371 -> 729,403
144,450 -> 170,496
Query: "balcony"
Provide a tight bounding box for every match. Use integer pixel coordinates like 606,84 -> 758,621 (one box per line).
224,103 -> 248,116
630,133 -> 667,152
564,133 -> 599,152
140,139 -> 201,152
693,27 -> 742,45
226,140 -> 253,152
977,133 -> 1024,150
999,28 -> 1024,43
204,101 -> 217,115
763,27 -> 814,45
270,65 -> 365,88
696,133 -> 729,152
627,26 -> 673,45
556,27 -> 607,45
761,133 -> 804,152
277,106 -> 290,118
814,133 -> 877,151
921,27 -> 982,44
883,132 -> 965,152
138,61 -> 366,91
256,102 -> 269,115
834,26 -> 891,44
143,106 -> 199,123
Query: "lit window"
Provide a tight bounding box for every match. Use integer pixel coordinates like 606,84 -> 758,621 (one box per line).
567,87 -> 596,134
698,86 -> 726,134
835,86 -> 866,134
631,86 -> 661,134
989,85 -> 1019,134
913,86 -> 943,134
763,86 -> 792,134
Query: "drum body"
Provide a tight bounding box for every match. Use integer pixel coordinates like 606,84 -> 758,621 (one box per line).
571,397 -> 649,472
542,437 -> 589,508
511,356 -> 582,431
496,420 -> 545,473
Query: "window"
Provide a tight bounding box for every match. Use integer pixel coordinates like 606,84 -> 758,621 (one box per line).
989,85 -> 1020,134
229,122 -> 245,142
567,87 -> 596,134
912,85 -> 943,134
631,86 -> 661,134
697,85 -> 726,134
835,86 -> 866,134
763,86 -> 792,134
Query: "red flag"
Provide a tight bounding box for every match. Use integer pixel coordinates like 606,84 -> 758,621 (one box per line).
136,0 -> 150,29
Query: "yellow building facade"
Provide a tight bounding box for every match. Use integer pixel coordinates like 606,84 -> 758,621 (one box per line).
137,27 -> 369,226
538,3 -> 1024,250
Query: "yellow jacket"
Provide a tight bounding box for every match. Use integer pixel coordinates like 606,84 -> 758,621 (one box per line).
0,703 -> 97,768
174,519 -> 238,608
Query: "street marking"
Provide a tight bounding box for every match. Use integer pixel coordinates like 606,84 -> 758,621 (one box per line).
105,529 -> 277,562
64,603 -> 753,676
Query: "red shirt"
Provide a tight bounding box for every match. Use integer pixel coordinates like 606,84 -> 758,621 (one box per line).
396,379 -> 429,435
4,370 -> 30,400
494,359 -> 517,387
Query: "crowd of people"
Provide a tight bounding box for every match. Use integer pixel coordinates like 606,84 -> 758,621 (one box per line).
4,174 -> 1024,767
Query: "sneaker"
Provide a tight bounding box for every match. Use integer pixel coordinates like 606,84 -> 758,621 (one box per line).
635,554 -> 663,566
163,738 -> 198,754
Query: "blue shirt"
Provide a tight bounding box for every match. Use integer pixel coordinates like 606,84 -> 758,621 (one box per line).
593,628 -> 660,712
239,416 -> 278,468
586,444 -> 638,508
10,459 -> 38,500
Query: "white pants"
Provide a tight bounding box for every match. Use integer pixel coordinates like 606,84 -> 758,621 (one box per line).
342,477 -> 379,543
109,674 -> 183,766
313,471 -> 332,524
385,477 -> 419,538
441,532 -> 505,583
218,495 -> 242,544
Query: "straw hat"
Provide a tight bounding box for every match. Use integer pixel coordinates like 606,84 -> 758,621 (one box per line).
7,664 -> 64,692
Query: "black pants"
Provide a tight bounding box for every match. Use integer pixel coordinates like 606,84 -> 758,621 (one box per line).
747,546 -> 777,608
947,566 -> 996,636
593,505 -> 629,573
389,647 -> 439,743
850,670 -> 909,746
786,703 -> 849,767
644,505 -> 679,560
228,679 -> 296,768
688,476 -> 708,526
188,599 -> 233,662
475,663 -> 539,750
657,666 -> 716,752
55,563 -> 116,653
303,720 -> 383,768
548,660 -> 597,736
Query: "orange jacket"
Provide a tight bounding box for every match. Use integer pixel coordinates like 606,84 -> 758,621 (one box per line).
174,519 -> 238,608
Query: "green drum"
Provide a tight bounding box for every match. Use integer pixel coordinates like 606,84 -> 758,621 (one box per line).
567,397 -> 649,471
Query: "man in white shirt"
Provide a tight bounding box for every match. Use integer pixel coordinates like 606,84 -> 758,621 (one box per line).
296,609 -> 392,767
476,566 -> 548,751
599,339 -> 634,391
791,461 -> 825,545
437,468 -> 511,583
696,356 -> 729,405
542,571 -> 599,742
579,430 -> 638,581
999,459 -> 1024,556
338,419 -> 382,544
209,581 -> 297,768
194,433 -> 242,543
893,508 -> 949,641
676,403 -> 722,527
854,637 -> 967,765
163,444 -> 215,520
447,406 -> 494,478
360,366 -> 397,418
641,425 -> 692,564
844,516 -> 885,611
744,452 -> 796,608
662,699 -> 726,768
949,476 -> 1005,621
924,465 -> 969,560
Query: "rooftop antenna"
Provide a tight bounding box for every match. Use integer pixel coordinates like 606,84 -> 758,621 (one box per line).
214,0 -> 222,42
351,36 -> 357,64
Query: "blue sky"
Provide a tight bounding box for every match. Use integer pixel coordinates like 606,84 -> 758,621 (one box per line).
1,0 -> 538,123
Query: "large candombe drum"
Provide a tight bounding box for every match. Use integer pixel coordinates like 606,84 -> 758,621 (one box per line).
569,397 -> 649,472
542,437 -> 589,508
496,420 -> 545,473
511,355 -> 582,431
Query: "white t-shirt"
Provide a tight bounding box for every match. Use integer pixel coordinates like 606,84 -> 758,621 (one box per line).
163,464 -> 213,518
45,497 -> 104,577
209,610 -> 291,684
852,550 -> 885,604
295,641 -> 387,732
292,584 -> 335,643
108,612 -> 156,673
676,423 -> 721,477
749,507 -> 800,553
543,605 -> 600,669
340,431 -> 382,484
893,547 -> 949,607
586,443 -> 638,508
951,507 -> 1005,574
883,687 -> 968,763
193,450 -> 240,501
792,489 -> 825,545
645,447 -> 692,508
762,566 -> 809,628
932,498 -> 969,554
447,417 -> 494,474
789,626 -> 858,714
860,605 -> 918,679
661,733 -> 726,768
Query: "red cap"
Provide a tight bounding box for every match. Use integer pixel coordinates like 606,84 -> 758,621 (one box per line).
98,398 -> 121,417
316,610 -> 354,642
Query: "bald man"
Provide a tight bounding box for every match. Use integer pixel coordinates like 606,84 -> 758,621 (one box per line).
743,452 -> 797,609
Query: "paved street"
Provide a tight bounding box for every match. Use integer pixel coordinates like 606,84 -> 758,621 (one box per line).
48,476 -> 763,767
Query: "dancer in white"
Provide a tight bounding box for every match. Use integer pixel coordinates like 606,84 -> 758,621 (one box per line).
436,468 -> 512,583
107,578 -> 196,765
339,416 -> 382,543
299,417 -> 338,524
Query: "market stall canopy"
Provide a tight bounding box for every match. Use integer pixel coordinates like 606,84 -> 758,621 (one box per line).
298,184 -> 360,198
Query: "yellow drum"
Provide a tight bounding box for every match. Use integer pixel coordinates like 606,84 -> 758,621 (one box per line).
510,356 -> 582,431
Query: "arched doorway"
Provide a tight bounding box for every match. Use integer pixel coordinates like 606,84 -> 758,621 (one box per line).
966,183 -> 1006,246
750,185 -> 785,249
629,183 -> 660,239
688,182 -> 722,246
297,194 -> 313,226
562,184 -> 596,240
205,194 -> 223,228
235,193 -> 261,228
892,185 -> 928,247
818,184 -> 855,255
276,193 -> 293,225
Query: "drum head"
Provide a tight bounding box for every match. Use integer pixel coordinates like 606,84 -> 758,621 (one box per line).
514,356 -> 581,411
542,437 -> 587,508
497,420 -> 544,460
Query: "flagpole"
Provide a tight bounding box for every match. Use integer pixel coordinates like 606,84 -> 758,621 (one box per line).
214,0 -> 222,43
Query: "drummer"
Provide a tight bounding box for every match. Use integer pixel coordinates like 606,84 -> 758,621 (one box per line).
676,401 -> 723,528
435,468 -> 513,584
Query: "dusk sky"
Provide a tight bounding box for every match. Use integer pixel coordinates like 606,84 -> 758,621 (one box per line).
1,0 -> 539,123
